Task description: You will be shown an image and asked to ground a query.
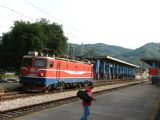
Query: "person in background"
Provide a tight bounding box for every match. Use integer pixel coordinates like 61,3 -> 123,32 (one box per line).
80,81 -> 96,120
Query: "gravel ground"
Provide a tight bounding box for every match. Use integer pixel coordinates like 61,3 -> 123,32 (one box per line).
0,82 -> 21,92
0,81 -> 141,112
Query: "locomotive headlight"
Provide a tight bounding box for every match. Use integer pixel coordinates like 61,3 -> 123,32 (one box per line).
40,72 -> 44,77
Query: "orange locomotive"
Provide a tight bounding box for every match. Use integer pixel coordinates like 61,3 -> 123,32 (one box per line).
20,52 -> 93,92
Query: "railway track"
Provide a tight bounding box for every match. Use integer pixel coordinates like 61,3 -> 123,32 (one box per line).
0,79 -> 144,120
0,79 -> 134,101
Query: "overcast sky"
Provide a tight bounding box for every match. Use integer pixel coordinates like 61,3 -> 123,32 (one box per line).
0,0 -> 160,49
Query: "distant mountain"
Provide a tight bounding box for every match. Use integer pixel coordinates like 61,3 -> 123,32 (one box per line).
122,42 -> 160,66
125,42 -> 160,58
66,43 -> 132,57
66,42 -> 160,66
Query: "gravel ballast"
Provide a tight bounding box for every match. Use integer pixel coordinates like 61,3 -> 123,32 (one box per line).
0,81 -> 142,112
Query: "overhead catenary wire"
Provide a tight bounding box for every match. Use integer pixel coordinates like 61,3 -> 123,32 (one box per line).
64,32 -> 87,43
24,0 -> 97,44
0,5 -> 35,20
0,5 -> 85,44
0,0 -> 92,45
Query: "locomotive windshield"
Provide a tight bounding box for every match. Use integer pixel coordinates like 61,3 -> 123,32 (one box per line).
22,58 -> 33,66
35,59 -> 46,67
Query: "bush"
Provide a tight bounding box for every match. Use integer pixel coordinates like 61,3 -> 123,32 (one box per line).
0,69 -> 4,75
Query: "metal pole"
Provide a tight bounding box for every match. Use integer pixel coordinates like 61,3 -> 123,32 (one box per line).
80,43 -> 83,56
158,43 -> 160,78
70,44 -> 72,57
141,50 -> 145,85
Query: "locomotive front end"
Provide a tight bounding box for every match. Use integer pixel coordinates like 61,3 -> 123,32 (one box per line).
20,52 -> 49,92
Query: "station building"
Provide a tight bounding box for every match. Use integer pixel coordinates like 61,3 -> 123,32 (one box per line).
91,56 -> 139,80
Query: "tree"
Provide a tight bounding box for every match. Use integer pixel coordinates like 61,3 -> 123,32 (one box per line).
1,19 -> 68,71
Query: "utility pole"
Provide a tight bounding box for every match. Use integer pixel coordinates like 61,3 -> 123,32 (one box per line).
90,46 -> 94,58
70,44 -> 74,59
158,43 -> 160,77
80,43 -> 83,56
90,47 -> 92,57
141,47 -> 146,84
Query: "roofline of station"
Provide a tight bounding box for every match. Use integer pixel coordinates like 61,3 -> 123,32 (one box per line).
141,57 -> 160,66
141,57 -> 160,61
91,56 -> 139,68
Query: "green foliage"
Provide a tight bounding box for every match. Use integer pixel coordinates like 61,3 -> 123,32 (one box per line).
0,68 -> 4,75
0,73 -> 16,78
0,19 -> 68,71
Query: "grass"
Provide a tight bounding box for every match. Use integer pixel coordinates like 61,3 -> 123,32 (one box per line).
0,74 -> 17,78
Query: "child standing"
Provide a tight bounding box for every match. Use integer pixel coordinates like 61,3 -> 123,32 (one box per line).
80,81 -> 96,120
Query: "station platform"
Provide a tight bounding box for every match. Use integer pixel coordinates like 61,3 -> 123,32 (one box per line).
14,82 -> 160,120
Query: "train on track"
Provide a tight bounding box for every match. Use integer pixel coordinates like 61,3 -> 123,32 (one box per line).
20,52 -> 93,92
148,67 -> 160,84
141,58 -> 160,84
20,51 -> 139,92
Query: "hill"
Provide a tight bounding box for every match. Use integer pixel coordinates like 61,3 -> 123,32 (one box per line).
66,43 -> 132,57
122,42 -> 160,66
66,42 -> 160,66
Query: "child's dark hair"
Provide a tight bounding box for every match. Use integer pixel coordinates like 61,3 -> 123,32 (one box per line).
88,81 -> 93,86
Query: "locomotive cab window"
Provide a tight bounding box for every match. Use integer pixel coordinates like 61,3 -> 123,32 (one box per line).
35,59 -> 46,67
22,58 -> 33,66
49,62 -> 54,68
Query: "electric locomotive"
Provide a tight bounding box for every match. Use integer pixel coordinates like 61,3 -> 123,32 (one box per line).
20,52 -> 93,92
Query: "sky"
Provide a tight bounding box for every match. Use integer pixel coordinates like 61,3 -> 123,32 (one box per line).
0,0 -> 160,49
